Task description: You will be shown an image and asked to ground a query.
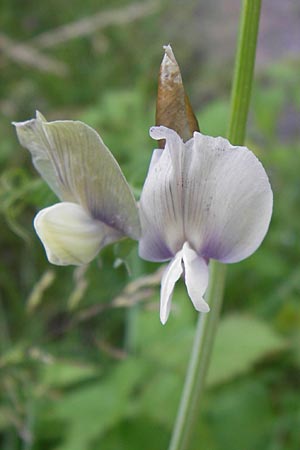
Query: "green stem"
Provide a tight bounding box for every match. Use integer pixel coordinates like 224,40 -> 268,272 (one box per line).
228,0 -> 262,145
168,1 -> 262,450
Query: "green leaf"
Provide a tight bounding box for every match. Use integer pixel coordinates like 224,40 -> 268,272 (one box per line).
136,289 -> 286,387
53,358 -> 147,450
133,301 -> 287,435
99,418 -> 168,450
41,360 -> 100,388
192,379 -> 274,450
207,314 -> 286,386
134,371 -> 183,427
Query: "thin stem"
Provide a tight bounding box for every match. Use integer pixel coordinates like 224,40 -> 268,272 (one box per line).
168,263 -> 226,450
228,0 -> 262,145
168,1 -> 262,450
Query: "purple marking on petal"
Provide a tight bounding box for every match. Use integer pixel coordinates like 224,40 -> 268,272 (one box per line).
139,233 -> 174,262
200,237 -> 223,261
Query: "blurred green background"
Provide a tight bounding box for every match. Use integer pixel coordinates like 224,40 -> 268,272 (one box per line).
1,0 -> 300,449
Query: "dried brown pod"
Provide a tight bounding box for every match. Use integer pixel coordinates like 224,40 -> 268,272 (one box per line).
155,45 -> 199,147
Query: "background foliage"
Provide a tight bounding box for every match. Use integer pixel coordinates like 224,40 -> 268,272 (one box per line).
1,0 -> 300,449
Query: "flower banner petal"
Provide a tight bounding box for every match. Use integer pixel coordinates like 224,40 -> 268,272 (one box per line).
182,242 -> 210,313
13,111 -> 68,201
14,112 -> 140,240
160,249 -> 184,324
34,202 -> 122,266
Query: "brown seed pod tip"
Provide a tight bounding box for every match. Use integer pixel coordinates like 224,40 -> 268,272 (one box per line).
156,44 -> 199,144
163,44 -> 176,64
160,44 -> 182,86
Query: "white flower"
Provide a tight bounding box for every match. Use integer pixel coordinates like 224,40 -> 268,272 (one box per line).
138,126 -> 273,324
14,112 -> 140,265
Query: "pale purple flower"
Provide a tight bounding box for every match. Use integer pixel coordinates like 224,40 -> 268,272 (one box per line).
139,126 -> 273,324
13,112 -> 140,265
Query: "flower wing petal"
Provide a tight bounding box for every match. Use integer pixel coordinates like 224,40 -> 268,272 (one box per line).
183,133 -> 273,263
160,249 -> 183,324
34,202 -> 122,266
139,127 -> 186,261
14,113 -> 140,240
182,243 -> 210,313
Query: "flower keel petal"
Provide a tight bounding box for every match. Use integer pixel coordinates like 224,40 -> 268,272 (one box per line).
182,243 -> 210,313
160,250 -> 183,324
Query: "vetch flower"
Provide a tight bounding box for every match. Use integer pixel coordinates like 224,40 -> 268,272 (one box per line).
138,126 -> 273,324
14,112 -> 140,265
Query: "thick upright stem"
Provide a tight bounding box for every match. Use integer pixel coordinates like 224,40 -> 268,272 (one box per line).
168,1 -> 262,450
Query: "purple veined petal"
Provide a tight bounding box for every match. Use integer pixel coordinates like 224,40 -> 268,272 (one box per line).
183,132 -> 273,263
139,127 -> 187,261
160,248 -> 184,324
149,126 -> 184,174
139,126 -> 272,265
147,147 -> 163,171
34,202 -> 122,266
14,112 -> 140,240
138,149 -> 175,262
182,242 -> 210,313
